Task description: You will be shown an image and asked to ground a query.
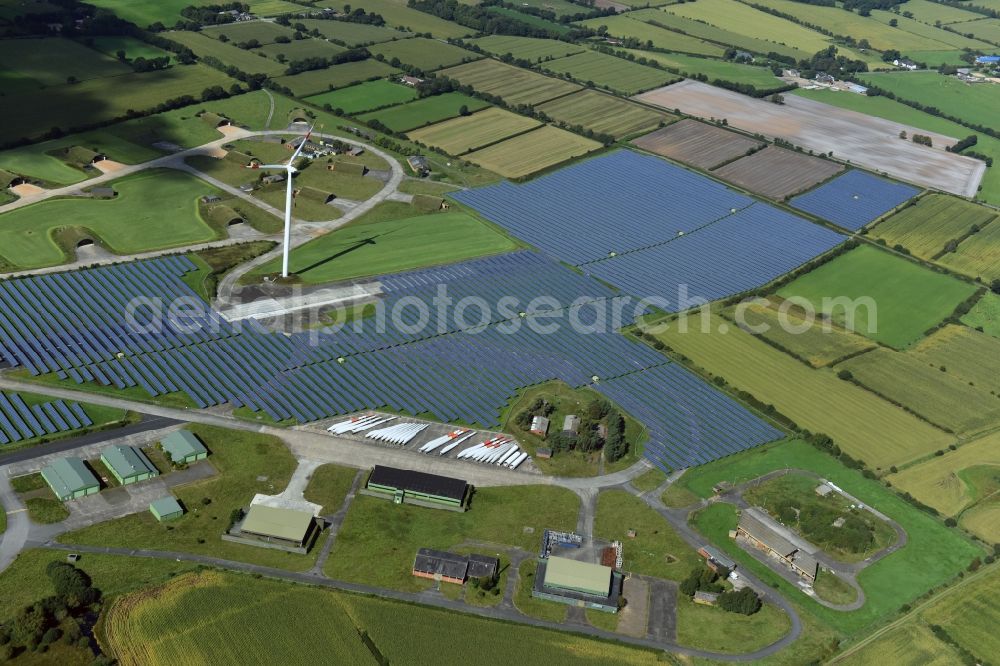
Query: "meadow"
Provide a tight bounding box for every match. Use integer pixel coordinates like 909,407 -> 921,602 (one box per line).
937,220 -> 1000,282
541,50 -> 676,95
317,0 -> 472,38
631,8 -> 806,60
89,36 -> 175,61
464,126 -> 602,179
0,169 -> 221,269
440,58 -> 581,106
678,439 -> 982,636
306,79 -> 418,114
297,19 -> 410,46
252,204 -> 518,283
408,107 -> 541,154
163,30 -> 289,75
777,245 -> 977,349
274,59 -> 400,96
897,0 -> 983,24
577,14 -> 724,56
869,194 -> 997,261
959,17 -> 1000,43
200,21 -> 296,45
358,92 -> 489,132
303,464 -> 358,514
651,312 -> 954,470
0,37 -> 128,86
620,49 -> 785,89
486,5 -> 572,33
83,0 -> 205,27
860,71 -> 1000,132
469,35 -> 586,62
907,325 -> 1000,399
833,622 -> 968,666
869,9 -> 992,51
368,37 -> 480,71
256,37 -> 347,62
536,90 -> 672,139
961,291 -> 1000,337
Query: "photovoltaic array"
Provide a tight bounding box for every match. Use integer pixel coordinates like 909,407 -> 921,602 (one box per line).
790,170 -> 920,231
0,391 -> 93,445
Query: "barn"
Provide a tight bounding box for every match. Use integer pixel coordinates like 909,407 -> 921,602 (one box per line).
365,465 -> 469,511
160,430 -> 208,465
149,496 -> 184,522
411,549 -> 498,585
532,556 -> 622,613
40,457 -> 100,501
100,445 -> 159,485
239,504 -> 318,550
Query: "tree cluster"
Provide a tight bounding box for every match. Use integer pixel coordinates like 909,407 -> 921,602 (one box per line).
283,48 -> 368,75
407,0 -> 594,41
179,3 -> 249,25
340,6 -> 387,26
679,567 -> 761,615
948,135 -> 978,153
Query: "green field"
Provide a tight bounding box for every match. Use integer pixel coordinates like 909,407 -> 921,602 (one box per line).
541,50 -> 676,95
959,17 -> 1000,43
777,245 -> 977,349
359,92 -> 489,132
912,324 -> 1000,397
578,14 -> 725,56
962,291 -> 1000,337
274,59 -> 400,96
248,0 -> 308,15
678,438 -> 982,636
163,30 -> 288,75
650,312 -> 954,470
253,205 -> 518,283
870,194 -> 997,261
200,21 -> 297,45
861,71 -> 1000,133
408,107 -> 541,154
675,598 -> 792,654
630,8 -> 806,60
468,35 -> 586,62
297,19 -> 411,46
511,0 -> 587,17
303,464 -> 358,514
536,89 -> 670,139
621,49 -> 785,88
317,0 -> 472,38
83,0 -> 209,27
465,126 -> 602,179
898,0 -> 984,25
937,219 -> 1000,282
256,37 -> 347,62
834,622 -> 968,666
88,36 -> 175,62
369,36 -> 480,71
306,79 -> 418,114
440,58 -> 581,106
0,37 -> 129,86
869,8 -> 993,51
486,5 -> 572,33
0,169 -> 223,269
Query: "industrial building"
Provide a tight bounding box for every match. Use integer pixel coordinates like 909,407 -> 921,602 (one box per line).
149,497 -> 184,522
364,465 -> 469,511
411,548 -> 498,585
160,430 -> 208,465
735,507 -> 818,582
238,504 -> 319,551
100,445 -> 159,485
532,556 -> 623,613
40,458 -> 100,501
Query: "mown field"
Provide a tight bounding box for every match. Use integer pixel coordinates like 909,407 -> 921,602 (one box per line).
306,79 -> 417,114
464,126 -> 602,179
937,219 -> 1000,282
273,59 -> 400,96
860,71 -> 1000,132
316,0 -> 472,38
297,19 -> 409,46
83,0 -> 203,27
536,90 -> 672,139
440,58 -> 581,106
651,312 -> 954,470
620,49 -> 785,89
200,21 -> 296,45
577,14 -> 725,56
468,35 -> 585,62
252,204 -> 518,283
629,8 -> 806,60
777,245 -> 977,349
408,107 -> 540,154
0,37 -> 129,86
163,30 -> 288,75
899,0 -> 984,24
358,91 -> 489,132
677,439 -> 982,636
959,17 -> 1000,43
89,36 -> 175,61
906,324 -> 1000,396
962,291 -> 1000,337
368,36 -> 480,71
541,50 -> 676,95
869,194 -> 997,261
256,38 -> 347,62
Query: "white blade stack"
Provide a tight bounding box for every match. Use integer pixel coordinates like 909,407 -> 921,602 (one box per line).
366,422 -> 428,445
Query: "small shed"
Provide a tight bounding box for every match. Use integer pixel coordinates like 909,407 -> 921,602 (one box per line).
530,415 -> 550,437
161,430 -> 208,465
149,496 -> 184,522
40,458 -> 99,501
407,155 -> 429,176
348,147 -> 364,157
536,447 -> 552,459
261,173 -> 286,185
100,445 -> 159,485
815,483 -> 833,497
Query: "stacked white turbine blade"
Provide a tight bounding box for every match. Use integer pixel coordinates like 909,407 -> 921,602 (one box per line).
366,422 -> 427,445
497,446 -> 520,466
328,413 -> 380,434
420,429 -> 470,453
507,452 -> 529,469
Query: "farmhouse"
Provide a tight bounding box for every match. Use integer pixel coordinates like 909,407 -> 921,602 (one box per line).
100,445 -> 159,486
160,430 -> 208,465
411,548 -> 498,584
735,508 -> 818,582
365,465 -> 470,510
40,458 -> 99,501
149,496 -> 184,522
530,415 -> 550,436
532,556 -> 623,613
893,58 -> 918,71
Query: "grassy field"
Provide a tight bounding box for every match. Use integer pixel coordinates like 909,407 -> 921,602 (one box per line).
536,90 -> 671,139
468,35 -> 586,62
59,425 -> 317,572
833,621 -> 967,665
439,59 -> 581,106
83,0 -> 208,27
305,79 -> 418,114
303,464 -> 359,514
962,291 -> 1000,337
777,245 -> 977,349
200,21 -> 296,45
0,169 -> 221,269
869,194 -> 997,261
297,19 -> 410,46
368,37 -> 480,71
408,107 -> 541,154
578,15 -> 724,56
88,36 -> 175,62
839,348 -> 1000,435
620,49 -> 785,89
630,8 -> 806,60
959,17 -> 1000,43
0,37 -> 129,86
630,468 -> 666,493
486,5 -> 572,33
861,71 -> 1000,132
325,486 -> 579,591
318,0 -> 472,38
910,324 -> 1000,396
359,92 -> 489,132
274,59 -> 400,96
541,50 -> 676,95
252,205 -> 518,283
464,126 -> 602,179
678,439 -> 982,636
650,312 -> 954,470
899,0 -> 984,24
937,219 -> 1000,282
163,31 -> 288,75
675,598 -> 792,654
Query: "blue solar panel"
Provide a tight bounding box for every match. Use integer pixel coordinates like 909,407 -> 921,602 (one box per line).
790,170 -> 919,231
0,392 -> 92,445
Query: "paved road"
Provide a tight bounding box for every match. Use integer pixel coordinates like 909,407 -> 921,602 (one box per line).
0,474 -> 29,572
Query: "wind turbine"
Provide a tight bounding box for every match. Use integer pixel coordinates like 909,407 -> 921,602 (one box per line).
250,124 -> 314,278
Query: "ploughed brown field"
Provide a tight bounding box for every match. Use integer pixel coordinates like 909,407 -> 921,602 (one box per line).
713,146 -> 844,200
631,118 -> 762,170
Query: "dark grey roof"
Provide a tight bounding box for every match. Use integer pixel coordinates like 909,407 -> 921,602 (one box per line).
467,554 -> 499,579
369,466 -> 468,502
738,509 -> 796,557
413,548 -> 469,580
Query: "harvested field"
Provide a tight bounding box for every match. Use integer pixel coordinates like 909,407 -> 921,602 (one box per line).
468,35 -> 585,62
408,107 -> 541,155
368,37 -> 480,71
714,147 -> 843,200
439,59 -> 581,106
937,218 -> 1000,282
200,21 -> 295,44
256,38 -> 346,61
634,80 -> 985,197
536,90 -> 672,139
910,325 -> 1000,396
296,19 -> 407,46
273,59 -> 400,96
541,50 -> 677,95
631,119 -> 762,170
577,14 -> 725,56
464,126 -> 602,179
870,194 -> 997,261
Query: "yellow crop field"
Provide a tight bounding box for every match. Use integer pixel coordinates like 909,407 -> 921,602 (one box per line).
464,126 -> 601,179
407,107 -> 541,155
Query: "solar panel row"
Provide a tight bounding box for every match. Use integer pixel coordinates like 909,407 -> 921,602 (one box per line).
0,391 -> 92,445
789,170 -> 920,231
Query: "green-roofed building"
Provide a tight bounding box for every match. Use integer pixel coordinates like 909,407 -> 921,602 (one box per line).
149,496 -> 184,522
40,458 -> 100,501
100,445 -> 159,485
161,430 -> 208,465
532,556 -> 623,613
232,504 -> 319,553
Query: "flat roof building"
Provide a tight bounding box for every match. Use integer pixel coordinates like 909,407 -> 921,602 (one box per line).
101,445 -> 159,485
562,415 -> 580,434
161,430 -> 208,465
240,504 -> 318,548
533,556 -> 623,613
149,496 -> 184,522
411,548 -> 498,585
365,465 -> 469,510
40,458 -> 99,501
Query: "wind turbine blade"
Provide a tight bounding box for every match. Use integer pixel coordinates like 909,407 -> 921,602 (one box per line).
256,164 -> 288,170
289,123 -> 316,162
